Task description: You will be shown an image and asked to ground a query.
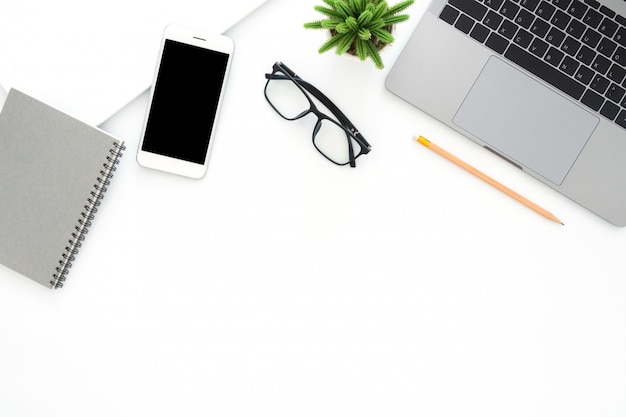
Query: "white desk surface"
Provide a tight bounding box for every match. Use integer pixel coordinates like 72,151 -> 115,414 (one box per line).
1,1 -> 625,416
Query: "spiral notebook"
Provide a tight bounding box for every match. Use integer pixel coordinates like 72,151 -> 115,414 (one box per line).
0,89 -> 125,289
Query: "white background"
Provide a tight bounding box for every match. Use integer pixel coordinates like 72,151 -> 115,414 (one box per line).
1,1 -> 625,416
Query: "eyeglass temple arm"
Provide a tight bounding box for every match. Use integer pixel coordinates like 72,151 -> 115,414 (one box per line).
299,82 -> 358,130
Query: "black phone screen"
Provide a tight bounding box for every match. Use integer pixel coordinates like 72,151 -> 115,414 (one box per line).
141,39 -> 229,164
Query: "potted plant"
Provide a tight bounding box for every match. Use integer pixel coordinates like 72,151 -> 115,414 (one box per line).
304,0 -> 415,69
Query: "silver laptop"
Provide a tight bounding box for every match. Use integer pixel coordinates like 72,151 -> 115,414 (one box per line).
0,0 -> 267,126
386,0 -> 626,226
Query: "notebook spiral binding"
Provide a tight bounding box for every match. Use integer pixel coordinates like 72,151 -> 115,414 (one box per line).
50,141 -> 125,289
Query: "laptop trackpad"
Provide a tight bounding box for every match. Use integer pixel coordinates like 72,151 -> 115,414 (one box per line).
453,57 -> 599,185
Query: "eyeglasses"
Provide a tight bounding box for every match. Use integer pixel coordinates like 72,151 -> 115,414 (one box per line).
264,62 -> 371,167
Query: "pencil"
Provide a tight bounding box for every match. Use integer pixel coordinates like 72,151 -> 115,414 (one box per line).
416,135 -> 564,225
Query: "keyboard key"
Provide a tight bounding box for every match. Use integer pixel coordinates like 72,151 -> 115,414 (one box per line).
536,1 -> 556,21
455,14 -> 475,34
500,1 -> 520,19
551,10 -> 571,30
439,5 -> 460,25
546,27 -> 566,47
606,83 -> 626,103
530,18 -> 550,37
575,65 -> 594,84
615,110 -> 626,129
545,47 -> 565,66
581,89 -> 604,110
449,0 -> 487,21
568,1 -> 588,19
470,23 -> 490,42
505,44 -> 585,99
599,5 -> 616,18
584,0 -> 600,10
566,19 -> 586,38
520,0 -> 540,11
581,28 -> 601,48
598,18 -> 618,38
559,56 -> 580,75
607,64 -> 626,84
484,10 -> 503,30
583,8 -> 603,28
613,46 -> 626,66
515,9 -> 535,28
615,27 -> 626,47
484,0 -> 504,11
530,37 -> 549,57
514,28 -> 534,48
552,0 -> 572,10
486,32 -> 509,54
597,37 -> 618,58
576,45 -> 596,65
561,36 -> 581,56
591,54 -> 611,74
600,101 -> 620,120
498,19 -> 519,39
590,74 -> 610,94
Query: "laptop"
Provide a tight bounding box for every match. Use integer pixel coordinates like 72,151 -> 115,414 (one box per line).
0,0 -> 267,126
386,0 -> 626,226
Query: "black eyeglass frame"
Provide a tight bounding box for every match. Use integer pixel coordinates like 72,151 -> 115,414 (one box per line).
264,62 -> 371,167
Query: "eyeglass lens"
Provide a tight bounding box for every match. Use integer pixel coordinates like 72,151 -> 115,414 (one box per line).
264,72 -> 311,120
313,119 -> 360,166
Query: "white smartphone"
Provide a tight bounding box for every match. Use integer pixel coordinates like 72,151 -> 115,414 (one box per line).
137,24 -> 234,178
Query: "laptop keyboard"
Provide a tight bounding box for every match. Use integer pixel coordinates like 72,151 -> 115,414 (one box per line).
439,0 -> 626,129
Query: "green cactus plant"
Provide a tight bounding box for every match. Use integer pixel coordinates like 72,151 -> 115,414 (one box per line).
304,0 -> 414,69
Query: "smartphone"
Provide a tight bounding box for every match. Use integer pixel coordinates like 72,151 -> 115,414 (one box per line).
137,25 -> 234,178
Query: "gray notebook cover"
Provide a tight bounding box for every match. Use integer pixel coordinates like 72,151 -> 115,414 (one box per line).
0,89 -> 124,289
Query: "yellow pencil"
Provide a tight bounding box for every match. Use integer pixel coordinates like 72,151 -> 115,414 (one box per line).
416,135 -> 563,225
